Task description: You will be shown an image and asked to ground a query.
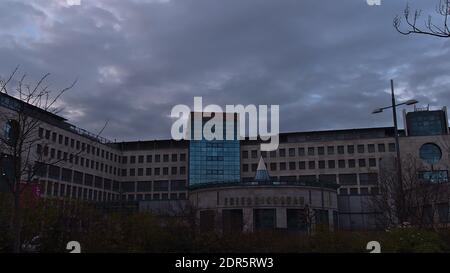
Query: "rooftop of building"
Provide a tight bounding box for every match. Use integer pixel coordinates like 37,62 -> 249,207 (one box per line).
3,91 -> 449,150
0,92 -> 113,145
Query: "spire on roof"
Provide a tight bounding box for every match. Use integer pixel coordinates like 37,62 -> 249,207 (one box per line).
254,156 -> 271,182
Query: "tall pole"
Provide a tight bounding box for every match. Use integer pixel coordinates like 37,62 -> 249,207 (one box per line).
391,79 -> 405,224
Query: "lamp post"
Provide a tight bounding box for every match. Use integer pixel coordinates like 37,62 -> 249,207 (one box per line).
372,79 -> 418,224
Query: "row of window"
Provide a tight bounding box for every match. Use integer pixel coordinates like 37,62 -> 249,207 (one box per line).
38,145 -> 119,175
122,166 -> 187,177
126,192 -> 187,201
339,187 -> 379,195
38,127 -> 188,166
243,158 -> 378,172
122,153 -> 186,164
43,180 -> 120,201
39,127 -> 119,162
242,143 -> 395,159
121,180 -> 187,192
242,173 -> 378,186
37,164 -> 120,191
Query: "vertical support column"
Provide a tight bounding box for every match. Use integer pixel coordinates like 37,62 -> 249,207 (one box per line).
242,208 -> 253,232
328,210 -> 334,231
276,208 -> 287,229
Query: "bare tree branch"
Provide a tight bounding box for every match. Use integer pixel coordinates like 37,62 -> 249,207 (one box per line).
394,1 -> 450,38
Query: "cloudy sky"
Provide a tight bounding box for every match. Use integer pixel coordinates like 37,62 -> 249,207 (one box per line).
0,0 -> 449,141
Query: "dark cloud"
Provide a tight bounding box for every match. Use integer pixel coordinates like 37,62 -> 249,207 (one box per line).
0,0 -> 449,141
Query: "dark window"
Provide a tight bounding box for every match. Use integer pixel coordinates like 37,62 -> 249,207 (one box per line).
251,150 -> 257,158
357,144 -> 365,153
419,143 -> 442,165
243,164 -> 249,172
61,168 -> 72,182
180,154 -> 186,161
388,143 -> 396,152
270,163 -> 277,171
299,161 -> 306,169
279,162 -> 286,171
84,174 -> 93,186
319,174 -> 336,184
338,160 -> 345,168
327,146 -> 334,155
328,160 -> 335,169
318,160 -> 325,169
348,159 -> 356,168
137,181 -> 152,192
358,159 -> 366,167
289,162 -> 296,170
286,209 -> 307,231
154,180 -> 169,191
171,180 -> 186,191
95,176 -> 102,188
359,173 -> 378,185
347,145 -> 354,154
289,148 -> 295,157
308,161 -> 315,169
146,155 -> 152,163
138,155 -> 144,163
308,147 -> 315,156
279,149 -> 286,157
48,165 -> 60,180
172,154 -> 178,162
298,148 -> 305,156
163,154 -> 169,162
254,209 -> 276,230
339,174 -> 357,185
242,151 -> 248,159
121,182 -> 135,193
378,143 -> 385,152
318,147 -> 324,155
369,158 -> 377,167
298,175 -> 317,183
368,144 -> 375,153
337,145 -> 345,154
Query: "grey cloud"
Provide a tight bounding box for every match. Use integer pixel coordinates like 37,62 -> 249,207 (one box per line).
0,0 -> 448,141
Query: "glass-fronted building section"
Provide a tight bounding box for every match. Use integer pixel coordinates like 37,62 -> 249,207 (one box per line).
405,108 -> 449,136
189,113 -> 240,186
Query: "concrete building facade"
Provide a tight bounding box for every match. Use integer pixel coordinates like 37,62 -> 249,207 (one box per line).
1,92 -> 450,231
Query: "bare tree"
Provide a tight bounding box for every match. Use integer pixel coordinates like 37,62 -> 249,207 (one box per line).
372,154 -> 449,229
394,1 -> 450,38
0,67 -> 108,252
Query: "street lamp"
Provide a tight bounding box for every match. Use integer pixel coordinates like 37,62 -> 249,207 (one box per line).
372,79 -> 418,225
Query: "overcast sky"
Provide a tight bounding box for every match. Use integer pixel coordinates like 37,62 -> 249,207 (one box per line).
0,0 -> 449,141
